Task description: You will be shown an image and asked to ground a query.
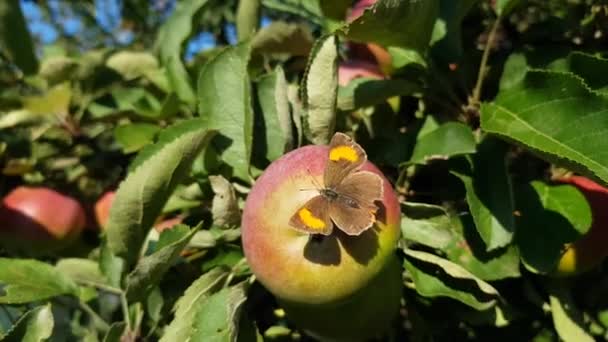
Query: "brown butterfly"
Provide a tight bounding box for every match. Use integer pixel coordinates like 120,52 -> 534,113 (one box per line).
289,132 -> 384,236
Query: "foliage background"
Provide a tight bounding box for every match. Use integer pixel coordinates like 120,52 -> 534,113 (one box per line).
1,0 -> 608,341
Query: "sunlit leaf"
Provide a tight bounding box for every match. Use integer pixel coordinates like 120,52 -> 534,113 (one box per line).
160,267 -> 230,341
106,119 -> 216,264
0,259 -> 78,304
481,70 -> 608,185
403,249 -> 500,310
302,34 -> 339,145
198,42 -> 254,180
2,304 -> 53,342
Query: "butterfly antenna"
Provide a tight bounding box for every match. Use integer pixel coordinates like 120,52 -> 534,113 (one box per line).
306,167 -> 323,189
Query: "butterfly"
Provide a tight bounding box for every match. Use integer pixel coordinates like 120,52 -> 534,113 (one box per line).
289,132 -> 384,236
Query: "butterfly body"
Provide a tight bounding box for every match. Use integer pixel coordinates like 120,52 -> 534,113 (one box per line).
289,133 -> 384,236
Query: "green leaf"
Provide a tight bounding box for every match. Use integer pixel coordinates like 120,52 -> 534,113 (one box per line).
114,123 -> 161,154
165,56 -> 196,106
39,56 -> 78,85
2,304 -> 53,342
105,51 -> 160,80
102,322 -> 126,342
402,203 -> 520,281
389,47 -> 427,71
99,240 -> 125,289
319,0 -> 351,20
255,66 -> 293,161
481,70 -> 608,186
409,122 -> 476,164
125,224 -> 199,302
340,0 -> 439,53
337,78 -> 420,111
499,52 -> 527,91
106,119 -> 216,264
403,249 -> 500,310
251,21 -> 314,57
198,42 -> 254,180
302,34 -> 339,145
564,52 -> 608,95
155,0 -> 210,105
451,138 -> 515,251
444,214 -> 521,281
401,202 -> 455,250
260,0 -> 323,25
160,267 -> 230,342
430,0 -> 478,63
494,0 -> 521,16
146,287 -> 164,326
546,281 -> 594,342
55,258 -> 106,286
236,0 -> 260,41
190,282 -> 249,342
209,175 -> 241,228
515,181 -> 592,273
0,0 -> 38,75
0,110 -> 47,130
0,259 -> 78,304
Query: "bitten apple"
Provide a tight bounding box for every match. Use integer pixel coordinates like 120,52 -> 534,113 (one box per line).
242,144 -> 401,305
554,176 -> 608,276
0,186 -> 85,254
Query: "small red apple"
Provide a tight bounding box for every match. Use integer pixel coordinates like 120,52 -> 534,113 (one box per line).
242,144 -> 401,305
0,186 -> 85,254
95,191 -> 115,229
154,215 -> 184,233
338,60 -> 384,86
94,190 -> 182,232
346,0 -> 394,75
554,176 -> 608,276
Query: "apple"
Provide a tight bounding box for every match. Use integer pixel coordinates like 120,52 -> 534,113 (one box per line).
346,0 -> 393,75
95,190 -> 115,229
554,176 -> 608,276
280,255 -> 402,341
0,186 -> 85,254
94,190 -> 183,232
242,144 -> 401,306
338,60 -> 384,86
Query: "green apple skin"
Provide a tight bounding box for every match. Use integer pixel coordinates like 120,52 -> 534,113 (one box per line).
0,186 -> 85,254
242,145 -> 401,305
280,256 -> 402,342
554,176 -> 608,276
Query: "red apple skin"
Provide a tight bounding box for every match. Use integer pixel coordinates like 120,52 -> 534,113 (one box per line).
0,187 -> 85,253
346,0 -> 393,75
338,60 -> 384,86
554,176 -> 608,276
280,255 -> 402,341
95,190 -> 182,232
95,191 -> 115,229
242,145 -> 401,305
154,216 -> 184,233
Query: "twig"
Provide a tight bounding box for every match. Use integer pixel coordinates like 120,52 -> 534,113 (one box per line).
76,280 -> 123,295
121,292 -> 133,332
79,300 -> 111,332
470,17 -> 501,107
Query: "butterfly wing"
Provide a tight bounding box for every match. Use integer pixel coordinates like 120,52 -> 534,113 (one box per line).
324,133 -> 367,188
289,195 -> 334,235
329,171 -> 384,236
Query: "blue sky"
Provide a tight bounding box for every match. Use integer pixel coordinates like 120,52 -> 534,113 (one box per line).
19,0 -> 269,61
